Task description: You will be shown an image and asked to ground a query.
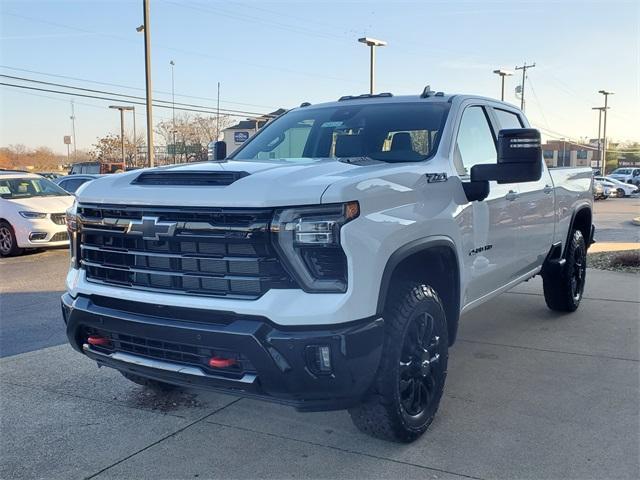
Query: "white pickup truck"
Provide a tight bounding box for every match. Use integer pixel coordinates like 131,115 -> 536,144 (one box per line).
62,91 -> 594,442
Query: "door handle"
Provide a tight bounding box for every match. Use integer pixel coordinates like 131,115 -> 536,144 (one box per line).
506,190 -> 518,201
543,185 -> 553,194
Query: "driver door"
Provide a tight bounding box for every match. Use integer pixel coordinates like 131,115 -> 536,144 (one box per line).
454,104 -> 520,305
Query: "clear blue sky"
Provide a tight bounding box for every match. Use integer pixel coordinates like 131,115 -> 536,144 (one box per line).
1,0 -> 638,154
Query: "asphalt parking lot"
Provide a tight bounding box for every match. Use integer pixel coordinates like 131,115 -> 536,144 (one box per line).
1,201 -> 639,479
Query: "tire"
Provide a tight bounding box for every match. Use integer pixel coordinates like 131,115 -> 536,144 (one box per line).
348,282 -> 449,443
616,188 -> 625,198
542,229 -> 587,312
120,371 -> 180,392
0,221 -> 23,257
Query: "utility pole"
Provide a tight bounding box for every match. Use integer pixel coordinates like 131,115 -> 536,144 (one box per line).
515,62 -> 535,111
70,100 -> 77,160
598,90 -> 614,176
170,60 -> 176,163
138,0 -> 154,167
216,81 -> 220,141
358,37 -> 387,94
493,69 -> 514,101
591,106 -> 606,173
132,106 -> 137,168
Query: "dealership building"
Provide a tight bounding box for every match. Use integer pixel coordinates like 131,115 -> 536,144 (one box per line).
223,109 -> 286,154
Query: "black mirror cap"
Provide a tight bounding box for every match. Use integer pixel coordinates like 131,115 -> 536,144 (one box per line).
498,128 -> 541,164
471,128 -> 543,184
213,141 -> 227,161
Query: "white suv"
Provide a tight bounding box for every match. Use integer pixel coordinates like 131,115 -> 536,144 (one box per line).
0,172 -> 74,256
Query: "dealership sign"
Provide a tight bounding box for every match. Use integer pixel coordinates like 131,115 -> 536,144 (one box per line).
234,131 -> 250,143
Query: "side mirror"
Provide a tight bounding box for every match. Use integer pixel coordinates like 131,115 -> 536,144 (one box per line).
471,128 -> 542,184
212,141 -> 227,161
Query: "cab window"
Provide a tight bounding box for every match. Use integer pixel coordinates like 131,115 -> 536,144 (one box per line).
453,106 -> 497,176
494,108 -> 524,129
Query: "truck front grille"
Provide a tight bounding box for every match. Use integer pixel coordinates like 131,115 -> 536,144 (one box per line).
77,204 -> 295,299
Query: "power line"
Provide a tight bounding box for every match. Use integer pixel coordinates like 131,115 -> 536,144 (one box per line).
0,82 -> 276,118
0,65 -> 278,110
0,74 -> 277,118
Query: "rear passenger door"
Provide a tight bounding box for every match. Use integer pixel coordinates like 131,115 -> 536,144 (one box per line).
453,104 -> 520,304
491,107 -> 555,275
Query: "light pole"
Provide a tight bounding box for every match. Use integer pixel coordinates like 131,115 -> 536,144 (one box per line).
598,90 -> 614,175
493,69 -> 513,101
170,60 -> 176,163
109,105 -> 134,167
358,37 -> 387,94
591,106 -> 607,173
137,0 -> 154,167
69,100 -> 77,160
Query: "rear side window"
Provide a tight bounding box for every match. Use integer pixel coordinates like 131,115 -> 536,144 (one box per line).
494,108 -> 524,129
59,178 -> 88,193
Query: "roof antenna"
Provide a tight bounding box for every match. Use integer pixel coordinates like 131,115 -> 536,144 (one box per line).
420,85 -> 434,98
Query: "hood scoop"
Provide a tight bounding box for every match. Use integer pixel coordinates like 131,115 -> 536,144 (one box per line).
132,170 -> 250,186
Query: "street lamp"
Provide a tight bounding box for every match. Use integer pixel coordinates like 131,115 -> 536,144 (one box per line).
493,69 -> 514,101
358,37 -> 387,94
598,90 -> 614,175
170,60 -> 176,163
591,106 -> 608,173
109,105 -> 134,166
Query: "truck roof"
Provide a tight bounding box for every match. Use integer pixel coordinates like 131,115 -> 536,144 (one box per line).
297,93 -> 520,111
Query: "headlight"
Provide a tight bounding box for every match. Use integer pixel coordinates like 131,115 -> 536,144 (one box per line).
66,201 -> 80,268
272,202 -> 359,293
19,211 -> 47,219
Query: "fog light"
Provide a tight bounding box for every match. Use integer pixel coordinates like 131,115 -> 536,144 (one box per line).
29,232 -> 47,241
305,345 -> 332,375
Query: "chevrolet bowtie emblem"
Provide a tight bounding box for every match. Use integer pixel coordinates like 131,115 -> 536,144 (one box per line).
126,216 -> 177,241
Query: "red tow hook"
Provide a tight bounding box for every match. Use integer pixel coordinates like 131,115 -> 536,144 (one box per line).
87,335 -> 110,347
208,357 -> 237,369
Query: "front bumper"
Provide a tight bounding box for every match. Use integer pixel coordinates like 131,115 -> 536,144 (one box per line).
15,218 -> 68,248
61,293 -> 384,411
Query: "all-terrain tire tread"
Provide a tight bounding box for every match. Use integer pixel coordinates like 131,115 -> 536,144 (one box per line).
348,281 -> 448,443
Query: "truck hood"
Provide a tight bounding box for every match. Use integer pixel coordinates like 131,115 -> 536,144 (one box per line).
5,195 -> 74,213
76,159 -> 364,207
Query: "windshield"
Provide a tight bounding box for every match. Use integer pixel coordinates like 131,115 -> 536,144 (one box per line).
611,168 -> 630,174
0,177 -> 70,199
232,102 -> 450,163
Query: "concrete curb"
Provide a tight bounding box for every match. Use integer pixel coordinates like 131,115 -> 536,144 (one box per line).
589,242 -> 640,253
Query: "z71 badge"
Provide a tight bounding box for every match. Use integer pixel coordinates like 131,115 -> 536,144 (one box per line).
425,173 -> 448,183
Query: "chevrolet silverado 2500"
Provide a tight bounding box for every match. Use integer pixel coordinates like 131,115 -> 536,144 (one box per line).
62,91 -> 594,442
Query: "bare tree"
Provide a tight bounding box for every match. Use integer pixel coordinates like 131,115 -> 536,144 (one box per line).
156,113 -> 234,163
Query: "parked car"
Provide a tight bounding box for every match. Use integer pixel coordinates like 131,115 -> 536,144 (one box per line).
593,181 -> 610,200
594,175 -> 639,197
55,174 -> 102,194
62,92 -> 593,443
69,161 -> 125,175
608,167 -> 640,186
0,171 -> 74,256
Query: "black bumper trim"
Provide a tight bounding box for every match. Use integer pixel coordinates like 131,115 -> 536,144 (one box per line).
62,293 -> 384,411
